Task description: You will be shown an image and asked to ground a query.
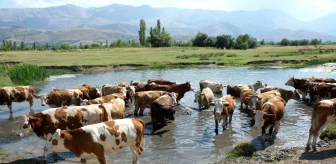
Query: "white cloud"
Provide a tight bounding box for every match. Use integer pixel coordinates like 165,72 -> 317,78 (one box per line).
6,0 -> 336,21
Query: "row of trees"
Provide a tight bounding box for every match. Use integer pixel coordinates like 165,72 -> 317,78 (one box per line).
138,19 -> 173,47
278,38 -> 322,46
192,32 -> 258,50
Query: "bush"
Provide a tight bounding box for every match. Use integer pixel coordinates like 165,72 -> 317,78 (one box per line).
0,64 -> 49,85
320,126 -> 336,140
253,55 -> 260,57
227,54 -> 237,57
228,142 -> 255,158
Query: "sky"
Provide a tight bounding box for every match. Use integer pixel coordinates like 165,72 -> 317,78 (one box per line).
1,0 -> 336,21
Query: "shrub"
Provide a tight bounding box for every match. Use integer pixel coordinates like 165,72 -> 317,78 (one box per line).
319,49 -> 324,53
228,142 -> 255,158
320,125 -> 336,140
253,55 -> 260,57
1,64 -> 49,85
227,54 -> 237,57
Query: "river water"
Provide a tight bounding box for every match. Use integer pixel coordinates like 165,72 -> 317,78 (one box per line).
0,65 -> 335,164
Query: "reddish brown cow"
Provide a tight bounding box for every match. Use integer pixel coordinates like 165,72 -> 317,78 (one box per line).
134,91 -> 169,116
40,89 -> 83,107
149,82 -> 194,101
261,86 -> 300,103
147,79 -> 176,85
306,98 -> 336,151
253,96 -> 286,142
0,86 -> 39,113
82,93 -> 125,105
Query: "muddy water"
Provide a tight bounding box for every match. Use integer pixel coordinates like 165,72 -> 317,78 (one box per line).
0,67 -> 335,164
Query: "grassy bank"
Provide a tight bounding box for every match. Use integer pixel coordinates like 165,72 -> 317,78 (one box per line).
0,45 -> 335,69
0,64 -> 49,87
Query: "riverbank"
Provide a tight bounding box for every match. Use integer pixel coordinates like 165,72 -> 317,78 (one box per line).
219,139 -> 336,164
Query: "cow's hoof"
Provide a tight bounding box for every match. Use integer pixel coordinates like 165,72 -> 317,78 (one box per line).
40,160 -> 47,164
80,158 -> 87,163
305,145 -> 311,151
312,147 -> 317,152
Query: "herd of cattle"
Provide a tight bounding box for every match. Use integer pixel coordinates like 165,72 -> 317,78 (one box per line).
0,76 -> 336,163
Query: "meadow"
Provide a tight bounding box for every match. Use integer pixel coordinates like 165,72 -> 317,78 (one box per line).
0,45 -> 335,68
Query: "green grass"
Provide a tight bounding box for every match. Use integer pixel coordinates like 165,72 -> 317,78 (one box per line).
0,64 -> 49,86
0,45 -> 335,68
228,142 -> 255,158
320,125 -> 336,140
0,70 -> 13,87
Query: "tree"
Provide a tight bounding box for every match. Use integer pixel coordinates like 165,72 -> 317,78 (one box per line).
311,38 -> 320,46
215,35 -> 227,49
148,19 -> 172,47
260,39 -> 265,45
13,41 -> 17,51
20,41 -> 25,50
105,40 -> 108,48
138,19 -> 146,46
192,32 -> 208,47
280,38 -> 290,46
33,42 -> 36,50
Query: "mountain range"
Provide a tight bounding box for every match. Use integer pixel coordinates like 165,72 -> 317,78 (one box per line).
0,4 -> 336,44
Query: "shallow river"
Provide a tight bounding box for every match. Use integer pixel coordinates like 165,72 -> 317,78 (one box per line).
0,66 -> 335,164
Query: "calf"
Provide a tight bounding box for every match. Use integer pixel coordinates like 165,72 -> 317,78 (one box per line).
40,89 -> 83,107
199,80 -> 225,93
42,119 -> 145,164
194,87 -> 214,109
261,86 -> 300,103
134,91 -> 169,116
306,99 -> 336,151
213,95 -> 236,132
227,81 -> 264,97
151,93 -> 178,131
14,104 -> 112,140
147,79 -> 176,85
253,96 -> 286,142
0,86 -> 39,113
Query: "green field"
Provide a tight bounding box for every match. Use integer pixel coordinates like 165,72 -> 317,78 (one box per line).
0,45 -> 336,68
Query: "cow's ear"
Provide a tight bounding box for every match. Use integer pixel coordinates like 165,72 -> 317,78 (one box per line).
209,102 -> 215,106
263,114 -> 275,119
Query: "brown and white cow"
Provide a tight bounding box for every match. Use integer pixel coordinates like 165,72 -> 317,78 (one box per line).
40,89 -> 83,107
42,118 -> 145,164
213,95 -> 236,132
306,98 -> 336,151
307,82 -> 336,102
246,90 -> 281,111
14,104 -> 113,140
240,89 -> 256,109
147,79 -> 176,85
82,93 -> 125,105
0,86 -> 39,113
151,92 -> 178,131
227,81 -> 265,97
194,87 -> 214,109
253,96 -> 286,142
134,91 -> 169,116
101,84 -> 127,97
261,86 -> 301,103
118,81 -> 129,88
78,84 -> 102,100
199,80 -> 225,93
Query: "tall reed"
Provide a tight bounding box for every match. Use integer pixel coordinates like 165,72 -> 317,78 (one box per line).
0,64 -> 49,85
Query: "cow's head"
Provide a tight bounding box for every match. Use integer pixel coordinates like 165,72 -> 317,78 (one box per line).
43,129 -> 67,160
95,86 -> 102,97
285,76 -> 295,87
118,86 -> 127,97
245,95 -> 261,110
169,92 -> 178,106
253,81 -> 264,90
185,81 -> 194,91
253,104 -> 275,130
40,95 -> 48,106
214,99 -> 230,119
14,115 -> 32,137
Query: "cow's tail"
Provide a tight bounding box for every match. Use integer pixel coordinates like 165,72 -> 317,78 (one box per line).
134,118 -> 145,155
29,86 -> 40,99
99,104 -> 110,121
311,101 -> 320,124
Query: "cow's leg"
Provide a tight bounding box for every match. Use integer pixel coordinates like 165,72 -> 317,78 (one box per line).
96,156 -> 106,164
261,125 -> 266,142
273,121 -> 280,136
229,114 -> 233,124
215,119 -> 219,132
139,107 -> 145,116
222,117 -> 227,130
306,126 -> 313,151
268,125 -> 274,140
130,146 -> 140,164
7,102 -> 13,113
312,135 -> 318,152
134,104 -> 139,116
